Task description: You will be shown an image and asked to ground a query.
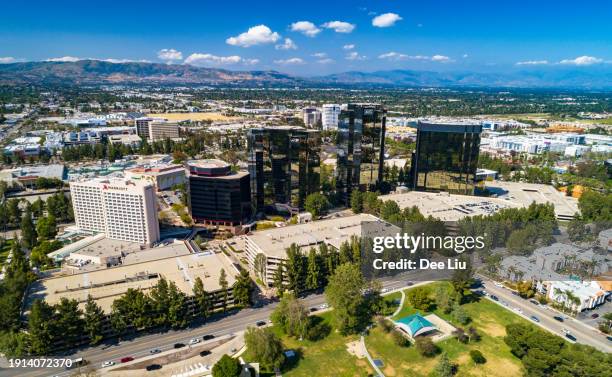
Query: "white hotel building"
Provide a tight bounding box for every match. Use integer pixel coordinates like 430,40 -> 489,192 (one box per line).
321,104 -> 341,130
70,178 -> 160,246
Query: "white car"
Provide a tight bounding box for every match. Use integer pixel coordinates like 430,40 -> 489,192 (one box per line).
494,282 -> 503,288
319,303 -> 329,309
514,308 -> 523,314
101,361 -> 115,368
189,338 -> 201,345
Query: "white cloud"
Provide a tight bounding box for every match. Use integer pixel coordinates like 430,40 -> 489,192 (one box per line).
312,52 -> 327,58
275,38 -> 297,50
101,58 -> 151,64
343,44 -> 355,50
559,56 -> 603,66
378,52 -> 408,61
0,57 -> 16,64
46,56 -> 81,62
226,25 -> 280,47
345,51 -> 366,61
184,53 -> 256,66
317,58 -> 334,64
378,52 -> 453,63
462,54 -> 469,58
274,57 -> 305,65
372,13 -> 402,28
516,60 -> 548,66
322,21 -> 355,33
431,55 -> 452,63
157,48 -> 183,61
290,21 -> 321,37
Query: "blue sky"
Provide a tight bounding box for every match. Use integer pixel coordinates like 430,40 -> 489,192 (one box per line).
1,0 -> 611,75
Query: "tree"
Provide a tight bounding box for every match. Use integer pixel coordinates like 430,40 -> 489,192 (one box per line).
391,329 -> 409,347
273,261 -> 286,296
28,299 -> 55,355
212,354 -> 241,377
111,288 -> 153,334
435,284 -> 457,314
54,297 -> 85,347
271,294 -> 309,339
450,255 -> 473,303
304,193 -> 329,218
233,270 -> 254,307
350,191 -> 363,213
219,269 -> 229,312
193,276 -> 211,320
35,215 -> 57,242
325,263 -> 366,335
167,281 -> 188,329
84,295 -> 104,345
470,350 -> 486,364
433,352 -> 454,377
407,287 -> 433,312
244,327 -> 285,371
305,248 -> 320,291
286,244 -> 304,295
20,208 -> 37,249
451,304 -> 470,325
415,336 -> 438,357
149,277 -> 171,326
30,240 -> 61,268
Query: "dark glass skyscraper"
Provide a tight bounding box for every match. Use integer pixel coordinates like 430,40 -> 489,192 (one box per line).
247,127 -> 320,213
409,120 -> 482,195
335,104 -> 386,205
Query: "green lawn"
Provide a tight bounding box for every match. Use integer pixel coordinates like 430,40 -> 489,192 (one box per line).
366,282 -> 528,377
267,312 -> 373,377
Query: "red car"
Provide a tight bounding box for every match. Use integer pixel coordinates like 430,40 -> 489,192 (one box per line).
120,357 -> 134,363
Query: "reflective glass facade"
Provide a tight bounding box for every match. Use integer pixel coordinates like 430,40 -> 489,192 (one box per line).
247,127 -> 320,213
335,104 -> 386,205
410,121 -> 482,195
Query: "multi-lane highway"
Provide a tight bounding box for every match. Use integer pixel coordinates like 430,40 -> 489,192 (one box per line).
2,275 -> 609,377
1,279 -> 410,377
479,276 -> 612,353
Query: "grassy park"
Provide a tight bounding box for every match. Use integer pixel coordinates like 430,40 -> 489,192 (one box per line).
365,282 -> 528,377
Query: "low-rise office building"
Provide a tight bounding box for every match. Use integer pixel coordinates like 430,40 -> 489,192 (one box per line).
125,163 -> 186,191
244,213 -> 383,286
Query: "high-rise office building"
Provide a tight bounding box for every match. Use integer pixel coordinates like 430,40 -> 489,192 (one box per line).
70,178 -> 160,246
302,107 -> 322,128
335,104 -> 386,205
187,159 -> 251,227
322,104 -> 341,130
409,120 -> 482,195
247,126 -> 320,213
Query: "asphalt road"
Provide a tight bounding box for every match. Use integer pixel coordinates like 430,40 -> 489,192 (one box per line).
3,275 -> 609,377
1,279 -> 411,377
479,276 -> 612,353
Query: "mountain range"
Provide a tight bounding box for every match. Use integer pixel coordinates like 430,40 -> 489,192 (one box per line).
1,60 -> 611,90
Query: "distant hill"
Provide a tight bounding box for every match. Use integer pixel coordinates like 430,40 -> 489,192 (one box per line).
0,60 -> 302,86
1,60 -> 611,89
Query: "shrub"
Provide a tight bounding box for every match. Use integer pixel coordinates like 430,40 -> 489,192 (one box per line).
391,329 -> 410,347
415,337 -> 438,357
376,316 -> 394,333
470,350 -> 486,364
451,305 -> 470,325
467,326 -> 481,342
453,328 -> 469,344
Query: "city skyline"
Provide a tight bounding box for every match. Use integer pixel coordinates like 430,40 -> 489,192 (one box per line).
1,0 -> 612,75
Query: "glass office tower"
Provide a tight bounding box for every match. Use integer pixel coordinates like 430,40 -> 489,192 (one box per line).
247,127 -> 320,213
335,104 -> 386,205
409,120 -> 482,195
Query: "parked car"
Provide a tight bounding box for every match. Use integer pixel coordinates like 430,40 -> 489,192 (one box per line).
310,307 -> 318,312
553,316 -> 564,322
591,313 -> 599,319
607,336 -> 612,342
101,361 -> 115,368
146,364 -> 162,371
531,316 -> 540,323
256,320 -> 267,327
200,350 -> 211,357
202,334 -> 215,341
529,299 -> 539,305
120,357 -> 134,363
565,333 -> 577,342
174,343 -> 185,349
490,295 -> 499,301
189,338 -> 201,345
